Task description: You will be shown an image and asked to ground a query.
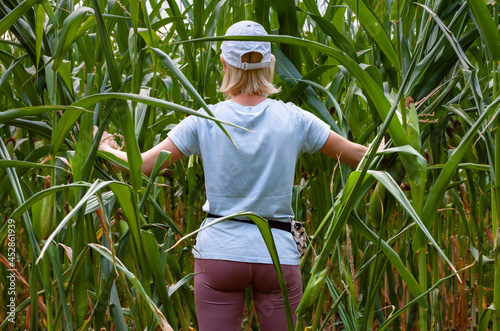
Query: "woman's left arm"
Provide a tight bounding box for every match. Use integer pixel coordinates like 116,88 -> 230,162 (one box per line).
319,131 -> 368,167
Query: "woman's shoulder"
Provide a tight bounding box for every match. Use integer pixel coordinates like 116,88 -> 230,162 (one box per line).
203,100 -> 234,113
186,104 -> 218,120
268,100 -> 309,118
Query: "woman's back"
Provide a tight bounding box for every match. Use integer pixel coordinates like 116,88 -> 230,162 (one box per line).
168,98 -> 330,220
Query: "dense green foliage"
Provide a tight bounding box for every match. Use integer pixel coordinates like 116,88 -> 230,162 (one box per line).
1,0 -> 499,329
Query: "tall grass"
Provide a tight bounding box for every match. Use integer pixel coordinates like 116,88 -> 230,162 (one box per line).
0,0 -> 499,329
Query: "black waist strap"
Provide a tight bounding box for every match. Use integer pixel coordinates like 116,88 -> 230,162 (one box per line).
207,213 -> 291,232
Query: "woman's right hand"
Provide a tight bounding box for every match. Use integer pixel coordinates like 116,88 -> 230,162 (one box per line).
92,126 -> 184,176
94,126 -> 120,151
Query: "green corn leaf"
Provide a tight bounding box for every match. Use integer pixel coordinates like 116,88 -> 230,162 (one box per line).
35,180 -> 116,263
141,231 -> 177,327
0,159 -> 68,172
368,170 -> 455,275
46,243 -> 73,330
107,181 -> 145,263
193,0 -> 204,39
150,17 -> 186,31
72,92 -> 246,129
2,1 -> 499,328
296,264 -> 331,315
71,109 -> 93,181
146,198 -> 185,238
109,282 -> 128,329
165,0 -> 198,78
167,272 -> 199,297
95,151 -> 144,178
139,0 -> 156,48
139,150 -> 171,211
0,0 -> 39,36
292,78 -> 346,134
3,119 -> 53,141
255,0 -> 271,31
130,0 -> 139,31
427,163 -> 490,172
57,60 -> 73,96
0,53 -> 28,93
52,7 -> 94,72
89,243 -> 173,330
0,106 -> 84,124
467,0 -> 500,63
40,0 -> 57,27
376,145 -> 427,170
406,101 -> 421,151
92,272 -> 118,330
318,288 -> 348,331
414,95 -> 500,251
390,0 -> 413,22
417,4 -> 472,69
91,0 -> 143,191
285,64 -> 336,104
378,262 -> 476,330
305,11 -> 358,61
412,6 -> 500,250
349,215 -> 427,308
0,50 -> 40,106
274,48 -> 341,133
91,0 -> 120,89
271,0 -> 302,70
479,306 -> 494,331
49,106 -> 89,155
138,28 -> 160,47
308,171 -> 369,268
343,0 -> 400,71
305,51 -> 419,296
0,139 -> 41,256
84,191 -> 116,214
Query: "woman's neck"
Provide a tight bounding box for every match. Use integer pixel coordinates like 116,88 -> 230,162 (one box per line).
230,94 -> 267,106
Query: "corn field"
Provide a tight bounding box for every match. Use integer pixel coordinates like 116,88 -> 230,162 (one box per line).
0,0 -> 499,329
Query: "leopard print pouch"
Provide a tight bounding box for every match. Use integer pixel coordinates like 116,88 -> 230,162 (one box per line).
292,220 -> 307,257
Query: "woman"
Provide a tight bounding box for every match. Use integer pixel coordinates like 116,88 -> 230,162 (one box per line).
99,20 -> 367,331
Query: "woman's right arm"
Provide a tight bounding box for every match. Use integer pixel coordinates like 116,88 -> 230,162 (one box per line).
100,136 -> 184,176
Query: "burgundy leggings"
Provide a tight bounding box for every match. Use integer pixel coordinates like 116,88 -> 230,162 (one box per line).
194,259 -> 302,331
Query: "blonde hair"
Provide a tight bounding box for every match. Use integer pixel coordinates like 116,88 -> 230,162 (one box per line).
220,52 -> 281,97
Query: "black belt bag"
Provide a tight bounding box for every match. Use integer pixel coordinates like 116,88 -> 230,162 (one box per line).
207,213 -> 290,232
207,213 -> 308,257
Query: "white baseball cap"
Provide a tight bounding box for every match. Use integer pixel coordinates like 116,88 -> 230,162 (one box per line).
221,21 -> 272,70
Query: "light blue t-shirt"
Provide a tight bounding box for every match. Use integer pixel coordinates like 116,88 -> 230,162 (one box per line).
168,99 -> 330,265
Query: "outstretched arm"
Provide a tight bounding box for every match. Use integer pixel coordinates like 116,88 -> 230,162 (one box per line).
319,131 -> 368,168
99,135 -> 184,176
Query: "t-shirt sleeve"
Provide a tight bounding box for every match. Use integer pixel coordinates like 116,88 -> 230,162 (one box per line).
167,115 -> 201,157
293,104 -> 331,154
